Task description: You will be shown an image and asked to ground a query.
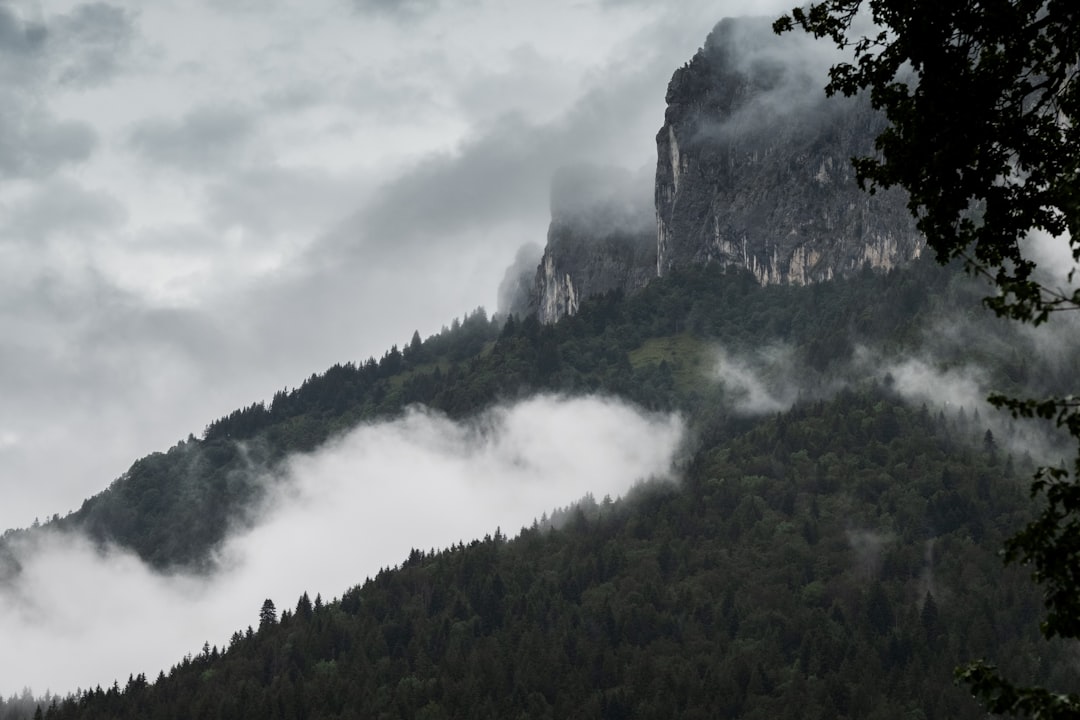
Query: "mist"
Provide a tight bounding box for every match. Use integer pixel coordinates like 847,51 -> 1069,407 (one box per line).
710,343 -> 802,415
548,163 -> 654,238
702,312 -> 1073,464
496,241 -> 543,317
0,394 -> 682,697
690,15 -> 853,144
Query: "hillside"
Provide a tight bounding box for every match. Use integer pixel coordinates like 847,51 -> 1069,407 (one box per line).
16,380 -> 1074,719
3,256 -> 1078,718
2,257 -> 1015,573
4,11 -> 1079,717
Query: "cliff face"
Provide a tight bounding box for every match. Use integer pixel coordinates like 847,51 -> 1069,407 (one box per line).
529,16 -> 924,324
655,17 -> 922,283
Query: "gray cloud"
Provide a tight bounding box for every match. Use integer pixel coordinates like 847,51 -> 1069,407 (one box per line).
0,2 -> 134,87
313,34 -> 677,269
0,104 -> 97,179
350,0 -> 442,18
0,4 -> 46,64
0,3 -> 134,179
204,164 -> 370,237
2,178 -> 125,242
50,3 -> 135,88
0,267 -> 258,525
129,105 -> 257,172
689,15 -> 853,147
549,163 -> 653,235
0,0 -> 769,549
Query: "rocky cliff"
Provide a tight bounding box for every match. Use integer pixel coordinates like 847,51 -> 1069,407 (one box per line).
534,220 -> 655,325
655,17 -> 922,283
527,16 -> 924,323
521,165 -> 655,325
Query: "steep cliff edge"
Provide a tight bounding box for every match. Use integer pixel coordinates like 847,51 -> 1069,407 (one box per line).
656,17 -> 922,283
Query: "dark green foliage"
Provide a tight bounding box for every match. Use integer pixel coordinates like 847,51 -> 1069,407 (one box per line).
2,256 -> 1073,719
30,390 -> 1076,720
776,3 -> 1080,715
775,1 -> 1080,324
4,259 -> 994,573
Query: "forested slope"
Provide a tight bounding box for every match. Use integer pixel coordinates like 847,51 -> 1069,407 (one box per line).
29,388 -> 1074,719
4,258 -> 1076,719
3,258 -> 996,572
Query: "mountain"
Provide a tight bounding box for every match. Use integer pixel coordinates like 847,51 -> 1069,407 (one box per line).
5,256 -> 1079,719
531,17 -> 924,324
25,387 -> 1069,720
7,259 -> 1080,719
4,15 -> 1078,720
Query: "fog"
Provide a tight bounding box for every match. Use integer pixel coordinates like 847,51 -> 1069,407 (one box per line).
705,315 -> 1073,464
0,394 -> 683,696
710,343 -> 802,415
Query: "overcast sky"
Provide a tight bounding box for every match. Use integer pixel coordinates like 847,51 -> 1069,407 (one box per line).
0,0 -> 797,531
0,0 -> 809,697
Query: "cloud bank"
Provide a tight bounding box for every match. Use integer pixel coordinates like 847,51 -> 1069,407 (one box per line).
0,394 -> 683,696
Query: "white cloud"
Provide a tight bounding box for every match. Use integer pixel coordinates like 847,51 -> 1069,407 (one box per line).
0,394 -> 683,696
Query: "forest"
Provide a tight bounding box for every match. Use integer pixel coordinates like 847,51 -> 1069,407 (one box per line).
2,256 -> 1077,719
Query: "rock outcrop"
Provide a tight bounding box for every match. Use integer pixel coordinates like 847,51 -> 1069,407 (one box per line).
528,165 -> 655,324
655,17 -> 922,284
527,16 -> 924,324
534,220 -> 654,325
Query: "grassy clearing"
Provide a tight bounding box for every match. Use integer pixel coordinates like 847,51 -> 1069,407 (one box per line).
628,334 -> 713,393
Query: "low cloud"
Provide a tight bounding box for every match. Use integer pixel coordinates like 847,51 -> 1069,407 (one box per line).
865,348 -> 1069,464
691,15 -> 852,144
846,528 -> 893,581
549,163 -> 654,237
711,344 -> 801,414
0,394 -> 682,696
878,355 -> 988,416
496,241 -> 543,317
